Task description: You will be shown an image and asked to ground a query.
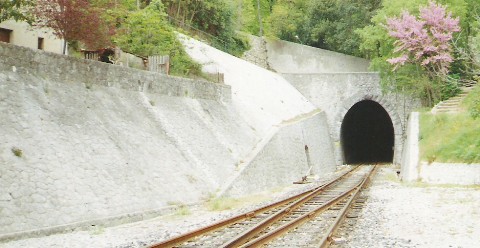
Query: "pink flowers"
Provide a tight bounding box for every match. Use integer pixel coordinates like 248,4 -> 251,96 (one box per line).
386,1 -> 460,76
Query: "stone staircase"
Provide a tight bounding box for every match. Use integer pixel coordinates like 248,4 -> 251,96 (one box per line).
431,82 -> 476,114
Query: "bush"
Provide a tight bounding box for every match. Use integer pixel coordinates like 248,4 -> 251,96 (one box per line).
114,0 -> 201,77
465,85 -> 480,119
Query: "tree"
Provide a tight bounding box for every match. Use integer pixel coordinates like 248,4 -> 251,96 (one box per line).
114,0 -> 201,76
356,0 -> 473,105
269,0 -> 310,42
268,0 -> 381,56
162,0 -> 249,56
34,0 -> 114,54
386,1 -> 460,78
0,0 -> 34,23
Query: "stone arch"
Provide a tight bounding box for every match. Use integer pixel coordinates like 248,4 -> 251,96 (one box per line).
332,93 -> 404,165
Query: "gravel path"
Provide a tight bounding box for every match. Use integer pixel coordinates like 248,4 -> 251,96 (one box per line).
2,165 -> 479,248
337,166 -> 480,248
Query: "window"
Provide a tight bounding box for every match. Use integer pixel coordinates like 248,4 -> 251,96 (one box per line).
0,28 -> 12,43
38,37 -> 44,50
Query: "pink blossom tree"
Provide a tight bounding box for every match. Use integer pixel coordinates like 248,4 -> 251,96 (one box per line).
386,1 -> 460,79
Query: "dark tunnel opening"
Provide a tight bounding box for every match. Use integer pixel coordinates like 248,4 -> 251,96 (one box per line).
341,100 -> 394,164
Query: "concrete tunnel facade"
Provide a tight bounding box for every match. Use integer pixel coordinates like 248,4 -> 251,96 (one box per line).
333,95 -> 405,166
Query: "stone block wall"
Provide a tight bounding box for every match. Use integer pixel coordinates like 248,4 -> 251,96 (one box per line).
0,42 -> 254,239
0,42 -> 231,102
0,41 -> 339,240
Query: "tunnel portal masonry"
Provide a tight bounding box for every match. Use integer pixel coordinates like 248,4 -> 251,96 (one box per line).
283,73 -> 419,166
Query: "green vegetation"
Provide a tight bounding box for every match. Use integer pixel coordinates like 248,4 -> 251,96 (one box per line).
175,205 -> 191,216
0,0 -> 34,23
162,0 -> 250,57
464,82 -> 480,119
114,1 -> 201,76
206,197 -> 240,211
11,147 -> 23,157
356,0 -> 480,106
419,87 -> 480,164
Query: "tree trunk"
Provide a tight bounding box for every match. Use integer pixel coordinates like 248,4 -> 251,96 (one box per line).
257,0 -> 263,36
62,40 -> 67,55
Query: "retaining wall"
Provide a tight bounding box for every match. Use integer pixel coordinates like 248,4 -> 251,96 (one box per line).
0,41 -> 338,240
265,39 -> 370,73
224,112 -> 336,196
401,112 -> 480,185
0,42 -> 230,102
401,112 -> 420,181
0,42 -> 250,239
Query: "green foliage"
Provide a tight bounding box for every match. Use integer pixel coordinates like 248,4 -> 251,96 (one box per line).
356,0 -> 478,106
268,0 -> 381,56
175,205 -> 191,216
239,0 -> 275,36
442,74 -> 462,101
114,1 -> 201,76
268,0 -> 309,42
464,84 -> 480,119
163,0 -> 250,57
419,101 -> 480,163
206,197 -> 240,211
0,0 -> 34,23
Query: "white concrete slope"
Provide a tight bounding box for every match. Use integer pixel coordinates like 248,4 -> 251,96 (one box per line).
179,34 -> 317,136
0,36 -> 334,240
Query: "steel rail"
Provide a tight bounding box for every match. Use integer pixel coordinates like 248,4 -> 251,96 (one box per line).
149,167 -> 358,248
220,166 -> 362,248
318,165 -> 377,248
239,176 -> 365,247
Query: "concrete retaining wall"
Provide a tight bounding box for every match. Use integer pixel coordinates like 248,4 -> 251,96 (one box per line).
224,112 -> 335,196
401,112 -> 480,185
401,112 -> 420,181
266,39 -> 370,73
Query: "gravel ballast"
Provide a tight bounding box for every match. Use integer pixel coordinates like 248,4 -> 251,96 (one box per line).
2,166 -> 479,248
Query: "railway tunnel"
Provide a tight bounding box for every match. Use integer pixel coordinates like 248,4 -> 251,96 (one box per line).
340,100 -> 394,164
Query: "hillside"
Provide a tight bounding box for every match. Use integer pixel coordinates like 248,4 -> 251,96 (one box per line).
420,85 -> 480,163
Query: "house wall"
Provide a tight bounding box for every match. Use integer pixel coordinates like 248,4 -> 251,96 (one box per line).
0,20 -> 64,54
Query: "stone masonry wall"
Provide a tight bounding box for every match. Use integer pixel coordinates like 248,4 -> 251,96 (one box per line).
0,41 -> 340,240
0,42 -> 231,102
241,35 -> 269,69
0,42 -> 256,238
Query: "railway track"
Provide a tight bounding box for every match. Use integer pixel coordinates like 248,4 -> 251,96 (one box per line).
150,165 -> 377,248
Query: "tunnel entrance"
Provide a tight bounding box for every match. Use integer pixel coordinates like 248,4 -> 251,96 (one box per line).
340,100 -> 394,164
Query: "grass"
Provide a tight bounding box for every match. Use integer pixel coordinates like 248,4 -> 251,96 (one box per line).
205,192 -> 275,212
419,86 -> 480,164
175,205 -> 191,216
206,197 -> 240,211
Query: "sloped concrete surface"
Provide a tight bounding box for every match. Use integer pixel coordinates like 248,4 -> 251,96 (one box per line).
0,36 -> 336,240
